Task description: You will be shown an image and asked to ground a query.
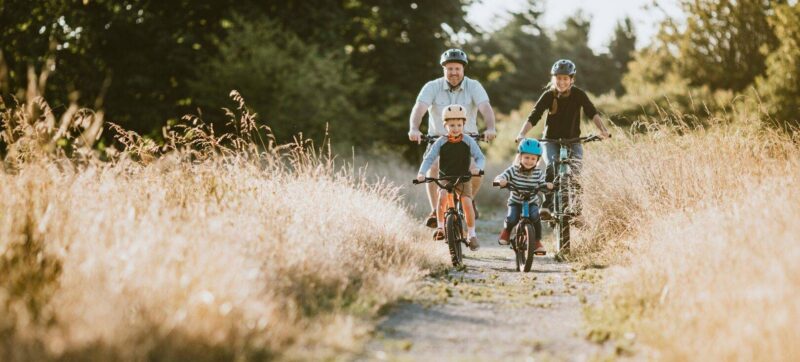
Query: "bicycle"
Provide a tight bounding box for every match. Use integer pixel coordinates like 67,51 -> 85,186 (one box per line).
538,135 -> 604,259
492,182 -> 553,272
413,171 -> 484,266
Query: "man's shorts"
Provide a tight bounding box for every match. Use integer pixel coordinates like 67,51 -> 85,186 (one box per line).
442,179 -> 473,199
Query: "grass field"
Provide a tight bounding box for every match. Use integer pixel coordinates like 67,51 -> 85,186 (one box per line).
0,95 -> 447,360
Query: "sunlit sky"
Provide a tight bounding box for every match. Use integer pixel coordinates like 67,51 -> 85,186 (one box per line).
466,0 -> 684,52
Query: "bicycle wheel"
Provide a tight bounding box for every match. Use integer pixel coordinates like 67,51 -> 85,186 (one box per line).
445,214 -> 463,266
554,182 -> 571,255
523,223 -> 536,272
512,226 -> 526,272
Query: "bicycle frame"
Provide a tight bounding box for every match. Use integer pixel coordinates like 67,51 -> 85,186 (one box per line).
539,135 -> 601,256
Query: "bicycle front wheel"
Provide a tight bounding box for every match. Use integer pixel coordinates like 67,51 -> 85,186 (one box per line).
523,223 -> 536,272
512,226 -> 526,272
445,214 -> 463,266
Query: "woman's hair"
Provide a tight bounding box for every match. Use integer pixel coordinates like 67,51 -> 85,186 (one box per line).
544,75 -> 575,115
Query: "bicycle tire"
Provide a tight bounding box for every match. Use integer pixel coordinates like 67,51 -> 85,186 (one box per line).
523,223 -> 536,272
445,214 -> 463,266
555,180 -> 571,254
512,226 -> 526,272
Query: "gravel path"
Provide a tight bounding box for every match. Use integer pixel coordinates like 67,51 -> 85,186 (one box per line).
359,215 -> 627,362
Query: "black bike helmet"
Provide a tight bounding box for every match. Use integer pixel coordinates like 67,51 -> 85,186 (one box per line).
440,48 -> 468,66
551,59 -> 576,76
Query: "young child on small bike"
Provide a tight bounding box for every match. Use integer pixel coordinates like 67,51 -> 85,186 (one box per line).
493,138 -> 553,255
417,104 -> 485,251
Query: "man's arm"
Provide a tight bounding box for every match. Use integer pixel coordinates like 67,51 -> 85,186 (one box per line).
408,101 -> 430,142
477,101 -> 497,140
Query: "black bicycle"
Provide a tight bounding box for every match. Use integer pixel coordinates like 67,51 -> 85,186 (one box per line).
539,135 -> 603,258
493,182 -> 553,272
413,171 -> 484,266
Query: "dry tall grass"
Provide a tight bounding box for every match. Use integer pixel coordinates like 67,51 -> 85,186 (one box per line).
0,93 -> 446,360
572,115 -> 800,360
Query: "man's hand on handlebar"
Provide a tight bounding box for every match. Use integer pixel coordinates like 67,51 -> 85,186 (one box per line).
408,129 -> 423,144
470,166 -> 481,176
483,129 -> 497,141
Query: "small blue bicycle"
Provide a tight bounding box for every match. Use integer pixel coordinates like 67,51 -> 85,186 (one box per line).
493,182 -> 553,272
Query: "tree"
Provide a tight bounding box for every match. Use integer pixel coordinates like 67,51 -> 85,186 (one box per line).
756,3 -> 800,128
469,0 -> 553,113
608,17 -> 637,94
671,0 -> 785,91
188,16 -> 368,144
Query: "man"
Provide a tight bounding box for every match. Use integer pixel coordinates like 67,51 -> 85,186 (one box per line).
408,48 -> 498,228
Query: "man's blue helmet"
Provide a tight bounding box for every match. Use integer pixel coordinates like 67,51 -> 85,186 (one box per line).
518,138 -> 543,156
551,59 -> 576,76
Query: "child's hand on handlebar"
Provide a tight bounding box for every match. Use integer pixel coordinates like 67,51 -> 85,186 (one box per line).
494,178 -> 508,187
546,182 -> 554,190
416,173 -> 426,182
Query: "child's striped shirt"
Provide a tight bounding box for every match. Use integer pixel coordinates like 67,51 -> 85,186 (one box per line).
497,164 -> 545,204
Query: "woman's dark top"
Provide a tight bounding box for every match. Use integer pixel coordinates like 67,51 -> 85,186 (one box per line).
526,86 -> 598,139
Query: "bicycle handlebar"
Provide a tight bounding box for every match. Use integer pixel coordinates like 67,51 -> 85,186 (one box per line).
413,170 -> 485,185
538,134 -> 607,145
492,181 -> 555,193
419,133 -> 488,144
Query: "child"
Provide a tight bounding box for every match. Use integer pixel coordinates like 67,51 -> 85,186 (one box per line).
493,138 -> 553,255
417,104 -> 485,251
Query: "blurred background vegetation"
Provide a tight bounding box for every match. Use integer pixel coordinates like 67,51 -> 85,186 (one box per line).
1,0 -> 798,160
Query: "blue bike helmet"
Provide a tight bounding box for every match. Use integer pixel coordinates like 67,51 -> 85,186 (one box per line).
518,138 -> 543,156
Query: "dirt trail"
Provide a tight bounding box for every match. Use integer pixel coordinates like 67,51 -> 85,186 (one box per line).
359,215 -> 627,362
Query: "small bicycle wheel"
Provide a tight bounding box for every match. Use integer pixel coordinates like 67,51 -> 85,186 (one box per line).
445,214 -> 463,266
523,223 -> 536,272
512,227 -> 526,272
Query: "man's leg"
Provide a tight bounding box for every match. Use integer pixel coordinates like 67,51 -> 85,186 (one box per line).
424,158 -> 440,228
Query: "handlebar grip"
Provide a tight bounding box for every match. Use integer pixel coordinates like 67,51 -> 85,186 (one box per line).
492,181 -> 501,187
412,179 -> 421,184
478,170 -> 485,176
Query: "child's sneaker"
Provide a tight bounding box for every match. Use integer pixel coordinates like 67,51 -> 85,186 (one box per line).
539,208 -> 553,221
432,228 -> 445,240
468,236 -> 480,251
533,240 -> 546,255
498,229 -> 510,245
425,211 -> 437,228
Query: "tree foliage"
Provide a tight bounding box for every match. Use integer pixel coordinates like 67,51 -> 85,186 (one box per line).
756,3 -> 800,127
670,0 -> 784,91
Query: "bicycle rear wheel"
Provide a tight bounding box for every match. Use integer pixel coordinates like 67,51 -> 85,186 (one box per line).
445,214 -> 463,266
554,182 -> 572,256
